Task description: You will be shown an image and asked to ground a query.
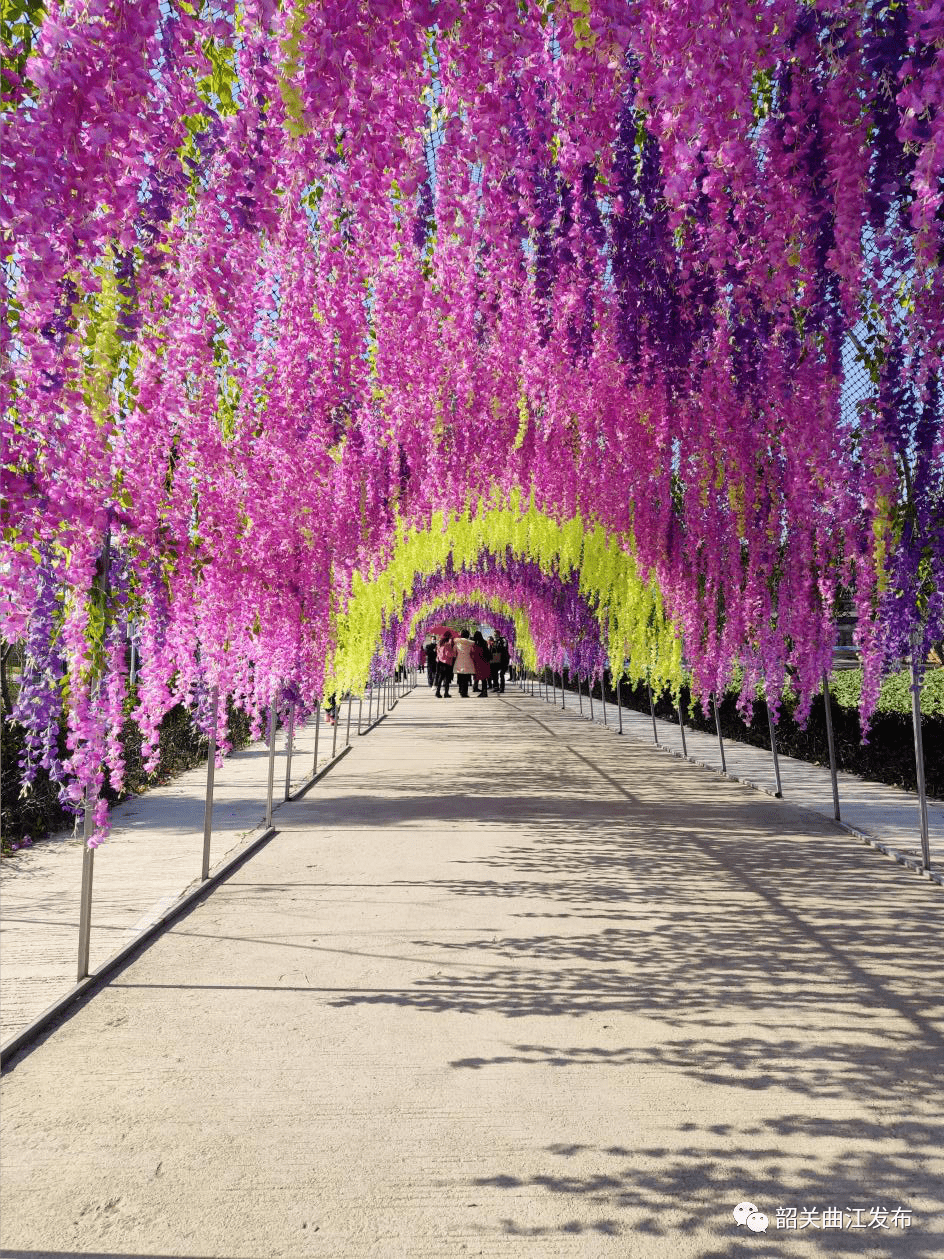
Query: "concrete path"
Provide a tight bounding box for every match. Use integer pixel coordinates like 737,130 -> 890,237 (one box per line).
0,691 -> 376,1046
545,679 -> 944,879
1,684 -> 942,1259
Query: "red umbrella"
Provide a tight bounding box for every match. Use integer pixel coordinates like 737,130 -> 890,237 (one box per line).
426,623 -> 455,637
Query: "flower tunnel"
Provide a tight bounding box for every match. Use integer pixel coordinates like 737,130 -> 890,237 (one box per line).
3,0 -> 942,844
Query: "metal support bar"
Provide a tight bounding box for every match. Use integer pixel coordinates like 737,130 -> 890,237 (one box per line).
577,675 -> 583,714
312,703 -> 321,773
766,702 -> 783,798
647,681 -> 658,743
367,684 -> 373,727
201,685 -> 219,879
551,673 -> 557,706
331,697 -> 340,759
357,695 -> 363,736
602,678 -> 608,727
345,693 -> 353,747
713,695 -> 727,775
283,701 -> 296,802
560,672 -> 566,710
822,673 -> 840,821
617,678 -> 623,734
588,679 -> 595,722
677,701 -> 687,757
77,794 -> 95,981
264,703 -> 277,830
77,530 -> 110,981
911,653 -> 932,872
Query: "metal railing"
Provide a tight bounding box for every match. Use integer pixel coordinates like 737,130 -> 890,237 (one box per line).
74,667 -> 417,984
515,661 -> 935,878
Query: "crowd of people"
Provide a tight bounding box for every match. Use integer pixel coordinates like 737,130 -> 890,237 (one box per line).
421,629 -> 510,699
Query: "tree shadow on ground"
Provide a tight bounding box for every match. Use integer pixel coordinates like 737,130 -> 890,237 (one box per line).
469,1125 -> 942,1257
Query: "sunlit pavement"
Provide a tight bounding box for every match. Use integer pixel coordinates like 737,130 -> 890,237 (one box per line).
1,684 -> 942,1259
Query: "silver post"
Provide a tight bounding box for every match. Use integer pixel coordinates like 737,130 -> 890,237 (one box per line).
602,676 -> 608,727
577,675 -> 583,714
283,701 -> 296,802
713,694 -> 727,774
367,683 -> 373,728
677,699 -> 687,757
77,793 -> 95,981
647,680 -> 658,743
264,703 -> 277,830
822,673 -> 840,820
560,671 -> 566,710
312,702 -> 321,772
345,693 -> 353,746
77,530 -> 110,981
617,678 -> 623,733
910,651 -> 932,872
331,695 -> 340,758
357,694 -> 363,735
588,678 -> 595,722
201,684 -> 219,879
551,672 -> 557,706
766,700 -> 783,798
129,638 -> 138,688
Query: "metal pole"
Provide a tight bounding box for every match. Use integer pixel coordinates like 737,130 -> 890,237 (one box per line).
588,678 -> 595,722
602,676 -> 608,727
367,682 -> 373,727
77,792 -> 95,981
647,680 -> 658,743
331,696 -> 340,758
312,702 -> 321,772
357,694 -> 363,736
283,701 -> 296,802
560,671 -> 566,710
713,694 -> 727,775
77,530 -> 110,981
617,677 -> 623,734
551,672 -> 557,706
577,675 -> 583,714
264,703 -> 277,830
201,684 -> 219,879
345,693 -> 353,746
766,701 -> 783,798
677,699 -> 687,757
910,652 -> 932,872
822,673 -> 840,820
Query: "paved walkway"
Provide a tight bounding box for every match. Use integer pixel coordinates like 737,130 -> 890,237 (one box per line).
0,691 -> 379,1046
1,684 -> 942,1259
545,678 -> 944,878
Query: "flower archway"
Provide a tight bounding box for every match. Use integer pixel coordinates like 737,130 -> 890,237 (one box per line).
3,1 -> 942,841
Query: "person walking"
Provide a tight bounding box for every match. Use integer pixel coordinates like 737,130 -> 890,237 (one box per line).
435,631 -> 457,698
488,635 -> 502,693
424,638 -> 438,688
495,634 -> 509,693
471,631 -> 490,698
453,629 -> 475,697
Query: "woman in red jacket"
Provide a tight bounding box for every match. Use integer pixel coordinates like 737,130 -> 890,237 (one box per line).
435,631 -> 458,698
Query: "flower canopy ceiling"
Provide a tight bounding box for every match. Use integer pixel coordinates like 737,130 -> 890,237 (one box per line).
2,0 -> 942,841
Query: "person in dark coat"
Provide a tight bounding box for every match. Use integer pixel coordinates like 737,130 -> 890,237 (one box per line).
424,639 -> 438,688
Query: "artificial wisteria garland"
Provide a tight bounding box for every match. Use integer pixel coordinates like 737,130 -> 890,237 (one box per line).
2,0 -> 942,842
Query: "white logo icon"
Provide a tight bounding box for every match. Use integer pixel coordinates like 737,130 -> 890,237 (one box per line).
746,1211 -> 769,1232
733,1202 -> 758,1226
